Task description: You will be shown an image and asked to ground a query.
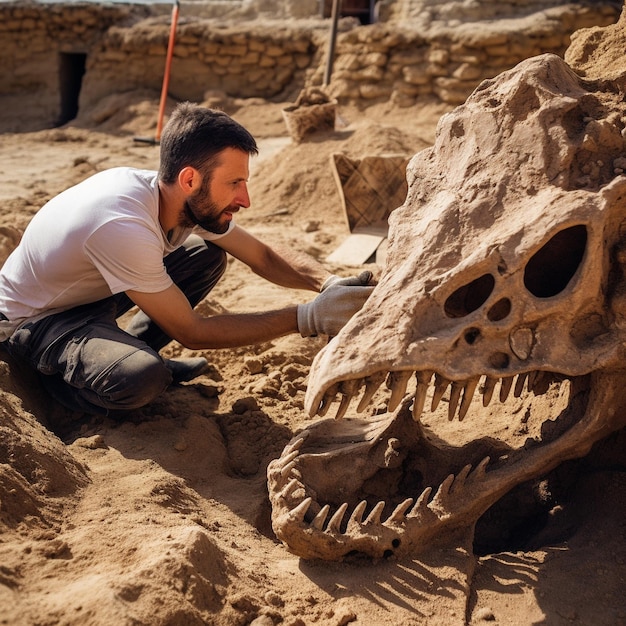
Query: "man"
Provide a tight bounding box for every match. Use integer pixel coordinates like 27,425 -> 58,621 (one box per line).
0,102 -> 372,416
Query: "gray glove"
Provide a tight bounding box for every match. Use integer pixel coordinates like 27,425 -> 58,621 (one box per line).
320,270 -> 373,292
297,285 -> 374,337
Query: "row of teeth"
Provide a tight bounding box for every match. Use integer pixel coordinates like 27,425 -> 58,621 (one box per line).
277,435 -> 491,535
313,369 -> 560,421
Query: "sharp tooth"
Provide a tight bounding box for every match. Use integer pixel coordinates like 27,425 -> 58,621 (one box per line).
334,379 -> 362,420
448,382 -> 462,420
317,384 -> 338,416
412,371 -> 432,422
499,376 -> 513,402
458,377 -> 479,421
334,395 -> 351,420
283,478 -> 301,498
387,370 -> 413,412
356,371 -> 386,412
317,401 -> 331,417
364,501 -> 385,525
472,456 -> 491,480
280,460 -> 297,477
514,373 -> 528,397
407,487 -> 432,518
325,502 -> 349,533
437,473 -> 456,498
387,498 -> 414,524
482,376 -> 498,407
347,500 -> 368,529
454,463 -> 472,489
531,370 -> 551,395
283,434 -> 306,455
288,497 -> 312,524
311,504 -> 330,530
277,448 -> 302,477
431,374 -> 450,411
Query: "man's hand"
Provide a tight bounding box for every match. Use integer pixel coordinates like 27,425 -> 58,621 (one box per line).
297,284 -> 374,337
321,270 -> 374,292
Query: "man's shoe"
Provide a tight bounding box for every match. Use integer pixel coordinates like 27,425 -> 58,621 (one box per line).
165,357 -> 209,384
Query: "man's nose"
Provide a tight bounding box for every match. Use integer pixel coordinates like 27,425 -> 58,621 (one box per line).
236,184 -> 251,208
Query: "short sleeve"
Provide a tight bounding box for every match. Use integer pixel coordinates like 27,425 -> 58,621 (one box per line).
84,218 -> 173,294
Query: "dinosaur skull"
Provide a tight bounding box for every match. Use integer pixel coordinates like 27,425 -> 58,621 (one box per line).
268,52 -> 626,560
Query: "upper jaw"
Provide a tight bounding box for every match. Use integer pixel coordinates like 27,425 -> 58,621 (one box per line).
306,362 -> 567,424
304,306 -> 619,420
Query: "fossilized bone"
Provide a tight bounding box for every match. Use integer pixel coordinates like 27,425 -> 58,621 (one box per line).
268,51 -> 626,560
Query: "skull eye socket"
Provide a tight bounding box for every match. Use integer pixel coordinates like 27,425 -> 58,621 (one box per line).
523,225 -> 587,298
444,273 -> 495,318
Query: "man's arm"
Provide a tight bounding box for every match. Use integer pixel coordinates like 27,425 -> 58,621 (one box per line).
128,279 -> 374,349
216,225 -> 331,292
128,284 -> 299,350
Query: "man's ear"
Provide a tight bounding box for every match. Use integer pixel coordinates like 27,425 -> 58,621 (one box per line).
178,166 -> 201,193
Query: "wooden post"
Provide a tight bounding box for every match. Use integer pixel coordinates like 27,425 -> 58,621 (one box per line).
323,0 -> 341,86
133,0 -> 179,144
155,0 -> 180,142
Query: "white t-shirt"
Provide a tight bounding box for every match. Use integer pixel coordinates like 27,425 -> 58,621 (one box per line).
0,167 -> 232,338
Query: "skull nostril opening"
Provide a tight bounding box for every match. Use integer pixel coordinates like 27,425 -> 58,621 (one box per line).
444,273 -> 495,318
488,352 -> 510,369
487,298 -> 511,321
464,327 -> 481,344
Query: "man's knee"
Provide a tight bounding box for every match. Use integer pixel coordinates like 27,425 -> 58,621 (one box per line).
95,349 -> 171,410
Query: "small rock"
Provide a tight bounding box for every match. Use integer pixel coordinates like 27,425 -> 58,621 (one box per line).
173,439 -> 188,451
232,397 -> 260,414
264,591 -> 284,607
302,220 -> 319,233
336,610 -> 357,625
244,356 -> 264,374
71,434 -> 107,450
197,382 -> 222,398
475,606 -> 496,621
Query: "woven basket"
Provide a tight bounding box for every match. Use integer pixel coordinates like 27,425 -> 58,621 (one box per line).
281,100 -> 337,143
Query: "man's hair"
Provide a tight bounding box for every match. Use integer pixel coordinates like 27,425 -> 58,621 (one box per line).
158,102 -> 258,184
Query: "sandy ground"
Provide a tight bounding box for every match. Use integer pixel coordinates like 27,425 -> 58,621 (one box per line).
0,69 -> 625,625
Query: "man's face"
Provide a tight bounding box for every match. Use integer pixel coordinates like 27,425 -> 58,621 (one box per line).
181,147 -> 251,234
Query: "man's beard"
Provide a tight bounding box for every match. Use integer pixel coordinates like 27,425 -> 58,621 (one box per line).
180,187 -> 237,234
181,199 -> 231,234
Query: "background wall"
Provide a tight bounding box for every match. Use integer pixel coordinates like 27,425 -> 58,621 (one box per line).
0,0 -> 621,130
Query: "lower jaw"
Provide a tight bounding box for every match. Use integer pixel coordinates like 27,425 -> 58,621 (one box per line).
269,373 -> 612,560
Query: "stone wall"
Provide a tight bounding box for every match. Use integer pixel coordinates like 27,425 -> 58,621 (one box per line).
0,2 -> 149,126
322,3 -> 621,106
79,18 -> 322,106
378,0 -> 619,24
0,1 -> 621,130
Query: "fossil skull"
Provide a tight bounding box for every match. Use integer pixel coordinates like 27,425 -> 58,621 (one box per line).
268,52 -> 626,560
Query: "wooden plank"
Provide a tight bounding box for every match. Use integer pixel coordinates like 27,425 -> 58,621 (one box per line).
327,231 -> 385,266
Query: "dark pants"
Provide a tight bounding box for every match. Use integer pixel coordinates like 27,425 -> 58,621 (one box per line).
4,236 -> 226,416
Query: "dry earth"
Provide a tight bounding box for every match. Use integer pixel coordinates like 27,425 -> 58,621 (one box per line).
1,16 -> 626,626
